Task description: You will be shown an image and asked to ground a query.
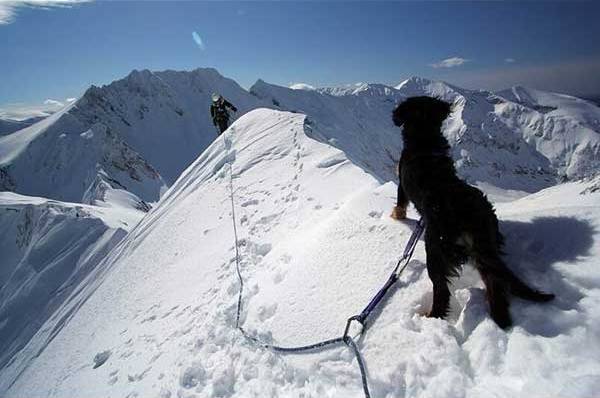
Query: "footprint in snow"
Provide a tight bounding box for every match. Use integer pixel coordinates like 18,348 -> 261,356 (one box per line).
127,366 -> 152,382
93,350 -> 112,369
368,210 -> 382,218
159,389 -> 171,398
227,281 -> 240,297
257,303 -> 278,321
273,270 -> 286,284
241,199 -> 259,207
161,305 -> 179,319
223,135 -> 233,150
141,314 -> 157,323
256,214 -> 278,226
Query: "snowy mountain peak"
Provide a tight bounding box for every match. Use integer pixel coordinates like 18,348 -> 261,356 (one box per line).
250,78 -> 270,92
315,82 -> 399,97
289,83 -> 316,91
0,68 -> 267,210
124,68 -> 154,84
395,75 -> 434,90
3,69 -> 600,212
395,76 -> 463,100
349,83 -> 399,97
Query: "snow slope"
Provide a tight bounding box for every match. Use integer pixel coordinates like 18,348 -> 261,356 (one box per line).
2,108 -> 599,398
0,191 -> 142,374
497,86 -> 600,129
496,86 -> 600,179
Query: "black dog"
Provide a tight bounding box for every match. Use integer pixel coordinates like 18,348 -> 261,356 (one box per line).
391,96 -> 553,329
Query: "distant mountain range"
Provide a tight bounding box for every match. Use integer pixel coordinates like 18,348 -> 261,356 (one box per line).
0,116 -> 47,136
1,69 -> 599,213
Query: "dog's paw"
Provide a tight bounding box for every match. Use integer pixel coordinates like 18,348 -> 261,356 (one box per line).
416,310 -> 442,320
415,308 -> 430,317
390,206 -> 407,220
425,308 -> 449,319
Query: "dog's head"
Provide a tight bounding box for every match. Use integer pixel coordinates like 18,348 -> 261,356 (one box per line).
393,96 -> 452,128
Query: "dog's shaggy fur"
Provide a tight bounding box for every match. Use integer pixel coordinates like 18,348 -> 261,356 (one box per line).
392,96 -> 554,329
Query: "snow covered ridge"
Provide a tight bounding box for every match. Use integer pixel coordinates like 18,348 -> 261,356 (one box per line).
0,192 -> 142,375
250,78 -> 405,184
2,108 -> 599,398
253,76 -> 600,192
1,68 -> 599,210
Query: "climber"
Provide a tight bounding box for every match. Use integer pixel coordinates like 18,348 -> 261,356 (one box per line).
210,93 -> 238,135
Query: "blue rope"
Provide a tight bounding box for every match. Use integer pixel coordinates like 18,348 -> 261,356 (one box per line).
227,160 -> 425,398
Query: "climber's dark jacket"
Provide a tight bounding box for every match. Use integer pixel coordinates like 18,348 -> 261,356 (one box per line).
210,99 -> 237,134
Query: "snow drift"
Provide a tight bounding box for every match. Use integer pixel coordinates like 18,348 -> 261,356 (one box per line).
0,192 -> 142,374
2,108 -> 599,398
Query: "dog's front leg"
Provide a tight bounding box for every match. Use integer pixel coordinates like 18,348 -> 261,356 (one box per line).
424,228 -> 451,319
391,160 -> 408,220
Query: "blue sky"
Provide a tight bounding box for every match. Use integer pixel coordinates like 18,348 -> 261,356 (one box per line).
1,0 -> 600,116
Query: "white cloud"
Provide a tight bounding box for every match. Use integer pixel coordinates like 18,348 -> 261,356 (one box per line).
505,58 -> 516,63
431,57 -> 600,97
0,1 -> 91,25
66,97 -> 77,103
430,57 -> 469,69
192,31 -> 206,51
0,97 -> 73,121
44,99 -> 64,107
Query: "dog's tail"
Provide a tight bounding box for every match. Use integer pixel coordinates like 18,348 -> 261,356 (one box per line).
505,271 -> 555,302
477,254 -> 555,302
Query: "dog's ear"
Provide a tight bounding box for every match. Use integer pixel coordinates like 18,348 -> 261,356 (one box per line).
392,100 -> 416,127
393,96 -> 452,128
393,98 -> 430,127
433,97 -> 452,122
392,102 -> 405,127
